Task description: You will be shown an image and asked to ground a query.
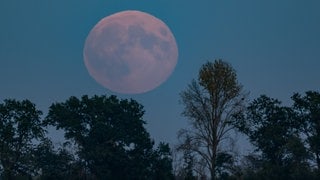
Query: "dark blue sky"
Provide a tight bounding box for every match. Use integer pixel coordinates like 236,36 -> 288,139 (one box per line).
1,0 -> 320,145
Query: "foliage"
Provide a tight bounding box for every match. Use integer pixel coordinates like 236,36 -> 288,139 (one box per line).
151,142 -> 175,180
234,95 -> 312,179
292,91 -> 320,173
34,139 -> 74,180
0,99 -> 44,179
177,60 -> 246,179
2,79 -> 320,179
175,135 -> 197,180
45,94 -> 173,179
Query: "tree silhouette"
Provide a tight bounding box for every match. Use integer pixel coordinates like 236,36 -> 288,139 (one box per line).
34,139 -> 74,180
0,99 -> 44,179
293,91 -> 320,174
45,94 -> 173,179
177,60 -> 246,179
234,95 -> 312,179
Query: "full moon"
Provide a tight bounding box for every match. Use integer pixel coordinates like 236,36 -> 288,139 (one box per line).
83,10 -> 178,94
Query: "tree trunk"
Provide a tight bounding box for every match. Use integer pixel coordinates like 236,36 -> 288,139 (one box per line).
210,159 -> 216,180
210,142 -> 218,180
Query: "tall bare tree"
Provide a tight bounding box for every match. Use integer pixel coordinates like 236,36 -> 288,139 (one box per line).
177,60 -> 246,179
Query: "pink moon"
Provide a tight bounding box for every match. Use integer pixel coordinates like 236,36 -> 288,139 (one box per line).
83,10 -> 178,94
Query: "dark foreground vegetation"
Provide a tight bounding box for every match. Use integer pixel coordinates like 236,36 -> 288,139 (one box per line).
0,96 -> 173,179
1,60 -> 320,179
175,60 -> 320,179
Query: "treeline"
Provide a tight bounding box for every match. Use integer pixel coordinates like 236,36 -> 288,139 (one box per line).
0,95 -> 173,179
174,60 -> 320,180
1,60 -> 320,180
234,92 -> 320,179
176,91 -> 320,179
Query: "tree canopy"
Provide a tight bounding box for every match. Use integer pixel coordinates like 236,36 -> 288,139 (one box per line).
177,60 -> 246,179
0,95 -> 174,179
45,95 -> 174,179
292,91 -> 320,174
1,62 -> 320,179
0,99 -> 44,179
233,95 -> 311,179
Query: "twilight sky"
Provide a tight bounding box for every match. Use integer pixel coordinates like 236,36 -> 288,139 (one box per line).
1,0 -> 320,145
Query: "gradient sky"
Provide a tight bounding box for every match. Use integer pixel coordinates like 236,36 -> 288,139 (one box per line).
1,0 -> 320,146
